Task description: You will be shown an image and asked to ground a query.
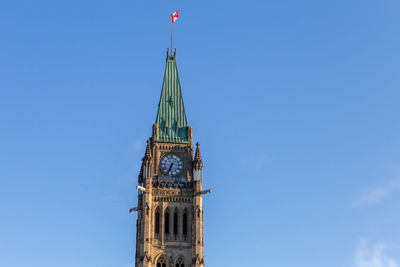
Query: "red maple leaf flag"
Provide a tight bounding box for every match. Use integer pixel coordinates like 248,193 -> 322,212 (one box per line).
171,10 -> 180,24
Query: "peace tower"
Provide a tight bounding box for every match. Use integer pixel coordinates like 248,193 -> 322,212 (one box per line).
134,49 -> 209,267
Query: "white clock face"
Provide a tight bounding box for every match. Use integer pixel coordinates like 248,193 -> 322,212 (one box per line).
160,154 -> 183,176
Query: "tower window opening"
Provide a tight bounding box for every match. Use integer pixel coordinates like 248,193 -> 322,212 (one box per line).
164,211 -> 170,237
157,257 -> 167,267
175,258 -> 185,267
155,211 -> 160,236
183,212 -> 188,240
173,212 -> 178,239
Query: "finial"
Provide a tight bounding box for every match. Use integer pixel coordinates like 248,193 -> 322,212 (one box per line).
194,141 -> 203,171
145,138 -> 152,157
174,48 -> 176,57
166,48 -> 169,57
194,142 -> 202,161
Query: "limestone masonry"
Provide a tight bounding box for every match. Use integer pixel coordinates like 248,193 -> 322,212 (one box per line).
135,50 -> 206,267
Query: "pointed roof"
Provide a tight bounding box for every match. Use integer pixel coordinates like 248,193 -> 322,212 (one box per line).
155,50 -> 189,143
194,142 -> 202,161
194,142 -> 203,170
143,139 -> 152,160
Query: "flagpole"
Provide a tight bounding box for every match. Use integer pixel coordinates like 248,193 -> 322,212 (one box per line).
171,21 -> 173,55
170,10 -> 179,56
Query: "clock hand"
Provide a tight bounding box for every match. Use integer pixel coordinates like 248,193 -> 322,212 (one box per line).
168,163 -> 173,174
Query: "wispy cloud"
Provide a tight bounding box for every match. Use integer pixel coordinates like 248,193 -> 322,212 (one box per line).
354,239 -> 398,267
352,179 -> 400,206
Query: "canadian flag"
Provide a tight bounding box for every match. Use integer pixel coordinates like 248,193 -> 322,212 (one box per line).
171,10 -> 180,24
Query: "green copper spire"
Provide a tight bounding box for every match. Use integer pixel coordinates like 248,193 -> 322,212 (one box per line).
155,50 -> 188,143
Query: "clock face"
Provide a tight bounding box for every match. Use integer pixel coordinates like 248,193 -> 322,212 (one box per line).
160,154 -> 183,176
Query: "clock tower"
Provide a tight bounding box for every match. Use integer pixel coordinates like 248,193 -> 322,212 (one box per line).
134,49 -> 208,267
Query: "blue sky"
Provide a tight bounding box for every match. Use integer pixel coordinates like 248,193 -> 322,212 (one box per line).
1,0 -> 400,266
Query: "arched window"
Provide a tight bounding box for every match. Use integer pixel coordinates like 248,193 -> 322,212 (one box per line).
183,212 -> 188,239
155,211 -> 160,235
157,256 -> 167,267
164,211 -> 170,236
173,211 -> 178,239
175,258 -> 185,267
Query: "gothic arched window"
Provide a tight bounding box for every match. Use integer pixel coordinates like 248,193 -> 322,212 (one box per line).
155,211 -> 160,235
164,211 -> 170,235
183,212 -> 188,239
175,258 -> 185,267
156,256 -> 167,267
173,211 -> 178,239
